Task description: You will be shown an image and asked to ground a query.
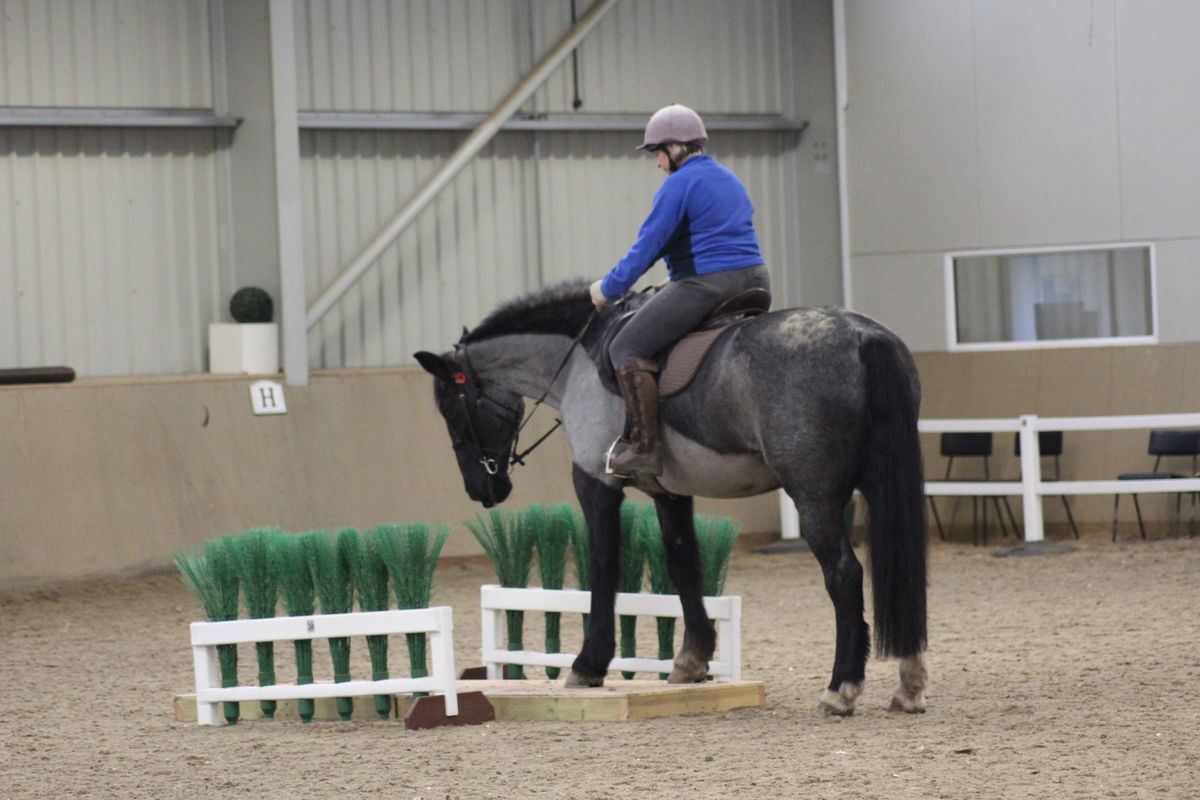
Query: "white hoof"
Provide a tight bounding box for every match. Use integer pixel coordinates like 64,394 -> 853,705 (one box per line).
564,670 -> 604,688
888,654 -> 928,713
817,681 -> 863,717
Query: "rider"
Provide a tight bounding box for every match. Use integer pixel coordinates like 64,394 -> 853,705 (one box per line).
590,103 -> 770,477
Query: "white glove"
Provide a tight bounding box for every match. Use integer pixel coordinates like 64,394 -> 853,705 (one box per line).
589,280 -> 608,309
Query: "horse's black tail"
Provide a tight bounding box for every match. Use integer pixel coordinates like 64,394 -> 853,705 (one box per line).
857,335 -> 927,659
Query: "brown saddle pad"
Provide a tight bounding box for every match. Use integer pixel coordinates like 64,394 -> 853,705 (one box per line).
658,323 -> 743,398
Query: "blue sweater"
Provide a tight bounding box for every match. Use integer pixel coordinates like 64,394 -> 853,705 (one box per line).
600,155 -> 764,300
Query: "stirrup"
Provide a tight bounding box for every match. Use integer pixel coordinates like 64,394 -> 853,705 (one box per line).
604,437 -> 627,476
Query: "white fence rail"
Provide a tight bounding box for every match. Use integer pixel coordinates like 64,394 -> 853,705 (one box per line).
480,586 -> 742,681
190,607 -> 458,726
920,412 -> 1200,542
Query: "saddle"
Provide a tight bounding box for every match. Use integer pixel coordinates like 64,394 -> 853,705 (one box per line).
602,288 -> 771,398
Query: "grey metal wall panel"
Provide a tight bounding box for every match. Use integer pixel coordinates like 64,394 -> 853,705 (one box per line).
844,0 -> 979,256
0,128 -> 220,376
295,0 -> 531,111
300,129 -> 539,367
295,0 -> 796,115
973,0 -> 1120,246
1116,0 -> 1200,240
0,0 -> 212,107
297,0 -> 820,370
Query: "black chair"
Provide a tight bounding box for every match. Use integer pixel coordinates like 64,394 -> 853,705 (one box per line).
928,432 -> 1018,545
1014,431 -> 1079,538
1112,429 -> 1200,541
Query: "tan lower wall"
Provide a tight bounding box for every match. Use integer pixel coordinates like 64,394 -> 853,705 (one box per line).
6,342 -> 1195,591
914,342 -> 1200,537
0,368 -> 776,593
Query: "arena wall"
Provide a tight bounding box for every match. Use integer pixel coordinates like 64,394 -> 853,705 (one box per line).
6,340 -> 1200,591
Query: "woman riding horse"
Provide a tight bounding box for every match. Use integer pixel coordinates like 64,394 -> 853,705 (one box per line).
590,103 -> 771,477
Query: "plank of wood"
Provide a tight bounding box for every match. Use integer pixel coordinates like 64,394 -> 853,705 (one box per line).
176,679 -> 765,724
175,694 -> 393,722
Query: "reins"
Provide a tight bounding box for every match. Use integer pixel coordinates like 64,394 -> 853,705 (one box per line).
507,308 -> 598,468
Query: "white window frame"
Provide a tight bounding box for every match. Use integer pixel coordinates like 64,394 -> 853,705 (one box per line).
944,242 -> 1159,352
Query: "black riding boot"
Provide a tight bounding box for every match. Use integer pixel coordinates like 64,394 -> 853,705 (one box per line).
608,359 -> 662,476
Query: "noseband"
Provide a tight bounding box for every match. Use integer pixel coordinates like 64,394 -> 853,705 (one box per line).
450,307 -> 600,490
450,343 -> 523,479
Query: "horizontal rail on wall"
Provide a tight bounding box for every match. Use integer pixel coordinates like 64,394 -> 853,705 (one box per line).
919,413 -> 1200,542
0,106 -> 241,128
297,111 -> 807,133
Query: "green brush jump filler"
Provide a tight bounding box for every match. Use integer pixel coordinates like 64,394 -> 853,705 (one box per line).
230,528 -> 281,718
174,536 -> 241,724
618,502 -> 649,679
305,530 -> 356,720
468,510 -> 535,679
530,504 -> 574,679
347,528 -> 393,719
374,522 -> 450,698
695,514 -> 738,597
639,509 -> 679,679
271,532 -> 317,723
567,506 -> 591,634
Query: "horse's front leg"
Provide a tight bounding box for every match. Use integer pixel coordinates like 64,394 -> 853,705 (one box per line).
566,464 -> 624,688
654,493 -> 716,683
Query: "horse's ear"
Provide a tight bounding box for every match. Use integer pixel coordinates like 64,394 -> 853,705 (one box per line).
413,351 -> 456,382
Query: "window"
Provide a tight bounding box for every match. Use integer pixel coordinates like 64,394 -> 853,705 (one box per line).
946,244 -> 1156,350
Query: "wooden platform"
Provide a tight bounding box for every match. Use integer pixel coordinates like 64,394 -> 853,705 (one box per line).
174,679 -> 764,724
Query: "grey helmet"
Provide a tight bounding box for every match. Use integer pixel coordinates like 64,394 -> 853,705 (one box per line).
637,104 -> 708,150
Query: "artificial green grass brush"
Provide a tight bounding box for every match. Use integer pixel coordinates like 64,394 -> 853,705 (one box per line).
271,532 -> 317,723
230,527 -> 281,718
468,509 -> 535,679
375,522 -> 450,696
638,509 -> 678,679
347,528 -> 393,719
568,506 -> 591,634
531,504 -> 573,679
695,514 -> 739,597
618,502 -> 649,679
174,536 -> 241,724
306,529 -> 356,720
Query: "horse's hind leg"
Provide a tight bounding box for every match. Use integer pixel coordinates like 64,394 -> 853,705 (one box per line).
566,464 -> 624,688
889,653 -> 928,713
653,493 -> 715,683
796,494 -> 870,717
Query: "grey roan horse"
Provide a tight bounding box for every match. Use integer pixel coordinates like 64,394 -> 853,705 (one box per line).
415,280 -> 928,715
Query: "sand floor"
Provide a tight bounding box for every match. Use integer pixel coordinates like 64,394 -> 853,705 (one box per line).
2,531 -> 1198,800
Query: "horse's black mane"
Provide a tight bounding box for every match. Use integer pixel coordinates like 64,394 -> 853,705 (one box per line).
461,279 -> 601,344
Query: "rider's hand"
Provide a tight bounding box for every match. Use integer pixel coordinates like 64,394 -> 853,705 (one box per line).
589,280 -> 608,310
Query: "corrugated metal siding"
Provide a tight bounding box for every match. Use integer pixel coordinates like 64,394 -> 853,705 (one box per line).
298,0 -> 805,369
301,130 -> 539,366
295,0 -> 530,112
0,0 -> 212,107
0,127 -> 220,376
0,0 -> 219,376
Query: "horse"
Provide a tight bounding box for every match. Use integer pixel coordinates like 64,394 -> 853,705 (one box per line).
414,279 -> 928,715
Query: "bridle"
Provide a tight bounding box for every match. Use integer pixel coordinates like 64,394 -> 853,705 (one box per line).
451,308 -> 598,480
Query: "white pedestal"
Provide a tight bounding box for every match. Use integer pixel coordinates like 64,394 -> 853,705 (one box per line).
208,323 -> 279,375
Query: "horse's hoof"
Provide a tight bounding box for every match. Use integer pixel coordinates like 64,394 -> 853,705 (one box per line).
888,689 -> 927,714
564,670 -> 604,689
667,651 -> 709,684
818,682 -> 863,717
666,667 -> 706,684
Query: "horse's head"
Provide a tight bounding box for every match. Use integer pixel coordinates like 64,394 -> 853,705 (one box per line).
414,350 -> 524,508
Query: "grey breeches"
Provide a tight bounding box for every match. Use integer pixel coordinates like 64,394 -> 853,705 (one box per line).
608,265 -> 771,369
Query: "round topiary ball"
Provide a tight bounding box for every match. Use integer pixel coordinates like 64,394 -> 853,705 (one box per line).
229,287 -> 274,324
